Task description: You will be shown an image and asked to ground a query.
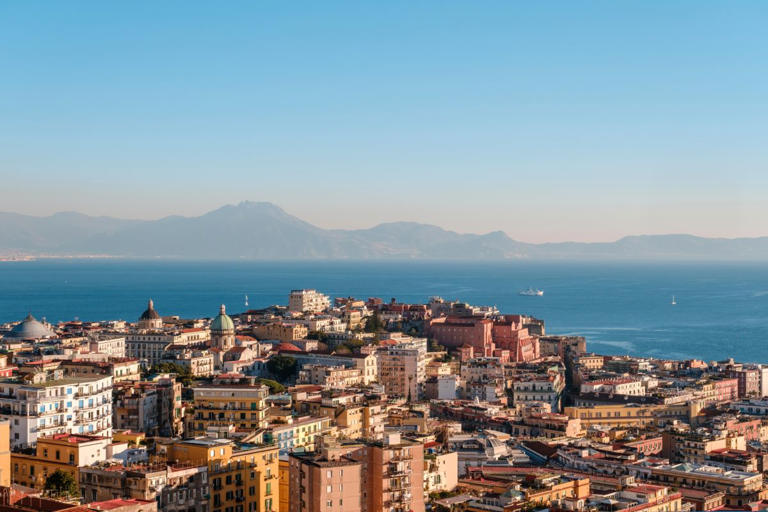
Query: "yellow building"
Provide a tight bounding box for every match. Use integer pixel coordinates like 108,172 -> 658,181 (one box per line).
188,382 -> 269,436
0,421 -> 10,487
11,433 -> 110,490
564,404 -> 663,428
278,458 -> 290,512
169,437 -> 279,512
112,429 -> 146,447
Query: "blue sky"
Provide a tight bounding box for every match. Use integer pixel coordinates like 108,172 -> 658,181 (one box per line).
1,1 -> 767,242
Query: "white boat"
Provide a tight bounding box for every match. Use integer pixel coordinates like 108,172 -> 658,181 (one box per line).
671,295 -> 676,305
519,288 -> 544,296
245,294 -> 249,308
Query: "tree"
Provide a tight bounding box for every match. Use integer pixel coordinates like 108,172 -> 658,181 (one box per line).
148,362 -> 194,386
364,312 -> 384,333
307,330 -> 329,343
267,355 -> 297,381
45,470 -> 79,497
257,378 -> 286,394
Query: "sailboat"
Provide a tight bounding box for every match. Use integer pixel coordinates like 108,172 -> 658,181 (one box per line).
244,294 -> 249,308
671,295 -> 677,305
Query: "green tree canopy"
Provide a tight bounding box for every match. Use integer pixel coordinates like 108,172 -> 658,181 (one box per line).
257,378 -> 286,394
267,355 -> 297,381
364,312 -> 385,333
44,469 -> 79,497
306,330 -> 329,342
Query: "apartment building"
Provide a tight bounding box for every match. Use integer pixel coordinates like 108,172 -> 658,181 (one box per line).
290,433 -> 425,512
88,335 -> 127,358
0,372 -> 112,447
264,415 -> 332,455
169,437 -> 280,512
254,323 -> 309,343
80,460 -> 208,512
289,290 -> 331,314
11,433 -> 110,490
113,377 -> 184,437
650,463 -> 765,507
187,381 -> 269,436
60,358 -> 142,383
513,372 -> 565,412
290,352 -> 378,385
298,365 -> 363,389
377,338 -> 427,400
581,377 -> 646,396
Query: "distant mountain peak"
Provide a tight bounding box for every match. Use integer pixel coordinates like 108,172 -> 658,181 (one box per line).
1,202 -> 767,261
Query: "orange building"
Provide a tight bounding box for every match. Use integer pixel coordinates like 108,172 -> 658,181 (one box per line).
290,433 -> 424,512
11,433 -> 110,490
168,437 -> 279,512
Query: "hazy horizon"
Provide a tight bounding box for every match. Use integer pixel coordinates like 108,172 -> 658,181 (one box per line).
5,200 -> 768,245
2,2 -> 767,243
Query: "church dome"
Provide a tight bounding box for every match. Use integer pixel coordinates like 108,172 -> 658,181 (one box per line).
140,299 -> 161,321
6,313 -> 55,340
211,304 -> 234,332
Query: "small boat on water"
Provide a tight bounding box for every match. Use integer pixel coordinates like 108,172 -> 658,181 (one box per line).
519,288 -> 544,296
671,295 -> 676,305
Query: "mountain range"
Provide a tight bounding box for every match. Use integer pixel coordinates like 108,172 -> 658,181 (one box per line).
2,201 -> 768,261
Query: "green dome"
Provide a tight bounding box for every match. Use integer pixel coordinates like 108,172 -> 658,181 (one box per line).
211,304 -> 234,332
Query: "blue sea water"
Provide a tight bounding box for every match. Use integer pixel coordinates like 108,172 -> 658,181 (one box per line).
1,259 -> 767,363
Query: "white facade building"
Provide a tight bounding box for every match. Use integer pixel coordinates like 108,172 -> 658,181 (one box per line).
288,289 -> 331,314
0,373 -> 113,448
88,335 -> 126,358
580,377 -> 645,396
513,372 -> 565,412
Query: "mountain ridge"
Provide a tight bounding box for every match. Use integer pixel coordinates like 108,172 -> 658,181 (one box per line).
1,201 -> 767,261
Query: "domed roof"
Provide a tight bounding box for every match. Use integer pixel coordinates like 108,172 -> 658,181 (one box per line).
7,313 -> 55,340
140,299 -> 161,320
211,304 -> 234,332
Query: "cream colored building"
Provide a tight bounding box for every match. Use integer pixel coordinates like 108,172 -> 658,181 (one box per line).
88,335 -> 126,358
289,289 -> 330,314
299,365 -> 363,388
376,339 -> 427,400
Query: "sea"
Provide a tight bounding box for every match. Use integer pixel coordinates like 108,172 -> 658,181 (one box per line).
1,259 -> 767,363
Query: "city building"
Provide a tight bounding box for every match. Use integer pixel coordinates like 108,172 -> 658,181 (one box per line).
168,437 -> 280,512
289,290 -> 331,314
88,335 -> 127,358
377,338 -> 427,400
113,377 -> 183,437
0,371 -> 112,448
187,379 -> 269,436
513,372 -> 565,412
289,433 -> 425,512
11,433 -> 110,490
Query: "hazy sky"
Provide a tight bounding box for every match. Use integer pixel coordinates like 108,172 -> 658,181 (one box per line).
1,2 -> 767,243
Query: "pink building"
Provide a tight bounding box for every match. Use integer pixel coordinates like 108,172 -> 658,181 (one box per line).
428,315 -> 539,362
714,378 -> 739,402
